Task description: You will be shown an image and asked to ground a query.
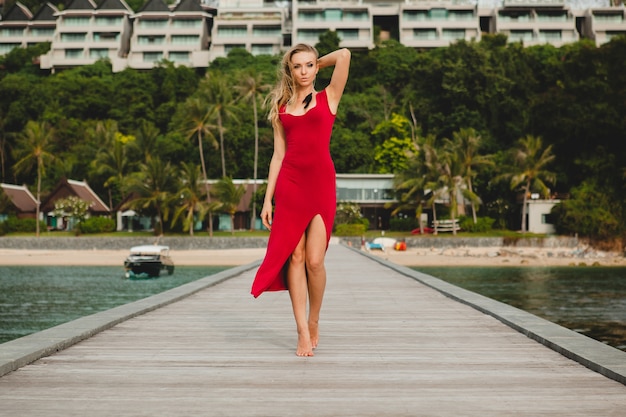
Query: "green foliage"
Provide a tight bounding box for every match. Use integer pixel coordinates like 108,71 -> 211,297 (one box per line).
372,113 -> 415,173
459,216 -> 495,233
0,42 -> 50,76
551,182 -> 622,239
0,216 -> 45,233
77,217 -> 116,234
2,36 -> 626,237
334,223 -> 367,236
335,202 -> 369,229
389,217 -> 418,232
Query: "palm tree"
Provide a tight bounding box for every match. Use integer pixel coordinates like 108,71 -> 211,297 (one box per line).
133,120 -> 160,161
171,162 -> 213,236
90,120 -> 132,207
452,128 -> 493,223
180,96 -> 218,236
501,135 -> 556,233
201,74 -> 239,178
211,176 -> 245,235
424,137 -> 480,235
235,70 -> 269,230
391,138 -> 428,233
12,120 -> 56,237
124,156 -> 177,235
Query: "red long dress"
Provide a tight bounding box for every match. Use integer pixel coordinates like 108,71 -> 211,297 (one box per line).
251,89 -> 337,298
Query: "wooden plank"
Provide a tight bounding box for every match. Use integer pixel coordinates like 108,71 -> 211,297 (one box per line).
0,244 -> 625,416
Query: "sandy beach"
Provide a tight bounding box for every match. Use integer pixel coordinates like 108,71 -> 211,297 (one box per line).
0,244 -> 624,267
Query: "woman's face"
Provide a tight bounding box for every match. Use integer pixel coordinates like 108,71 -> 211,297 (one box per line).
290,51 -> 317,88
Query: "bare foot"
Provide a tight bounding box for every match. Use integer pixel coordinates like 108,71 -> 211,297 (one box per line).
296,331 -> 314,357
309,320 -> 319,349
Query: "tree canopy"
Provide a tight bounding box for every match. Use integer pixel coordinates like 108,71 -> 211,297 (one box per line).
1,34 -> 626,238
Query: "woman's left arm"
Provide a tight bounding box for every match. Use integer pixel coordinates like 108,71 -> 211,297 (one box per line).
318,48 -> 351,114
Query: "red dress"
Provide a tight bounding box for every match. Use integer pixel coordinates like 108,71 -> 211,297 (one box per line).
251,89 -> 337,298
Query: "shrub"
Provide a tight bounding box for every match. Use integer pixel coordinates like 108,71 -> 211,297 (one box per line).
335,202 -> 369,230
551,182 -> 622,240
389,217 -> 418,231
0,220 -> 8,236
77,217 -> 116,234
459,216 -> 495,233
334,223 -> 367,236
3,217 -> 44,233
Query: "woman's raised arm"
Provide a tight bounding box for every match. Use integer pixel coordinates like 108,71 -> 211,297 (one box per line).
318,48 -> 351,114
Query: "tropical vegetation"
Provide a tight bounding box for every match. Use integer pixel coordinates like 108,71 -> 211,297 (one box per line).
0,32 -> 625,243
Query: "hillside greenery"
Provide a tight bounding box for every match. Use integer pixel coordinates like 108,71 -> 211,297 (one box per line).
1,33 -> 625,241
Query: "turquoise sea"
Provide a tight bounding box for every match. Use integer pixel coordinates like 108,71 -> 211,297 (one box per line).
2,265 -> 625,352
0,266 -> 228,344
414,266 -> 626,351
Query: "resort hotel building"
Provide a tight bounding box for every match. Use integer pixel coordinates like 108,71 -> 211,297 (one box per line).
0,0 -> 625,72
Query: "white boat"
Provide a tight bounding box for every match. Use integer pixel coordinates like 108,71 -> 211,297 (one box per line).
123,245 -> 175,279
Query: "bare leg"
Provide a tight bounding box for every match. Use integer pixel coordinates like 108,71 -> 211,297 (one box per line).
287,233 -> 313,356
305,215 -> 328,349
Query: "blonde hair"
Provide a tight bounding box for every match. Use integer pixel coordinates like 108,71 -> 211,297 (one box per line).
266,43 -> 319,128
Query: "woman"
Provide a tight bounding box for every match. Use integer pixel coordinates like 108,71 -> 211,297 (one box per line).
251,44 -> 351,357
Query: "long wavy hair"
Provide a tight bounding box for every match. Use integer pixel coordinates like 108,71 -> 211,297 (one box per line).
266,43 -> 319,129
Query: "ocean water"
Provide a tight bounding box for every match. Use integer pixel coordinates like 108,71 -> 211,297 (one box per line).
413,266 -> 626,351
0,265 -> 228,344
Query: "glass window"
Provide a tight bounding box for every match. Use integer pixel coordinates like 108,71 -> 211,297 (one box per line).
217,26 -> 248,37
298,11 -> 324,22
143,51 -> 163,62
169,51 -> 189,62
225,44 -> 246,53
65,49 -> 83,59
1,28 -> 25,37
60,33 -> 87,42
429,8 -> 448,20
253,26 -> 281,37
344,11 -> 368,21
337,29 -> 359,40
594,13 -> 624,23
499,11 -> 531,22
93,32 -> 120,42
403,11 -> 428,22
298,29 -> 324,41
90,49 -> 109,59
30,28 -> 55,37
337,188 -> 361,201
414,29 -> 437,40
64,17 -> 90,26
171,35 -> 199,45
172,19 -> 201,28
0,44 -> 20,54
442,29 -> 465,40
94,16 -> 122,26
536,11 -> 567,22
509,30 -> 533,42
539,30 -> 562,41
137,35 -> 165,45
325,9 -> 342,22
251,44 -> 273,56
448,10 -> 474,21
139,19 -> 168,28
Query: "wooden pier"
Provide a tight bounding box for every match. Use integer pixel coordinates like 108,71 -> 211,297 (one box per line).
1,244 -> 625,416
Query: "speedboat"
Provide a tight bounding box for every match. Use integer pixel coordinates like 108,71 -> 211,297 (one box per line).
124,245 -> 175,279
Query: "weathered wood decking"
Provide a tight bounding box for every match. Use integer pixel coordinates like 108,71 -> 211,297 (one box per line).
1,244 -> 625,416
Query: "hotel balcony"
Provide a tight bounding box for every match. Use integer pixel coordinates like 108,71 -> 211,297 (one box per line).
583,8 -> 626,46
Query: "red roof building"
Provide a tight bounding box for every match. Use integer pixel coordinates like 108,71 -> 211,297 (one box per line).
40,178 -> 110,215
0,183 -> 38,219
